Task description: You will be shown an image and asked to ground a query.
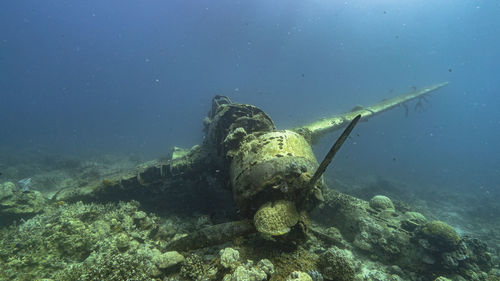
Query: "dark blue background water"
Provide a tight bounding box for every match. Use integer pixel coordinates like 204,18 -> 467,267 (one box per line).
1,1 -> 499,194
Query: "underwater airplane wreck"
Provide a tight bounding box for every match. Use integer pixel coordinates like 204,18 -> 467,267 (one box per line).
54,82 -> 450,207
1,81 -> 496,280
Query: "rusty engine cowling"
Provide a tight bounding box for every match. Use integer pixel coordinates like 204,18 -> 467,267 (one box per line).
204,96 -> 324,236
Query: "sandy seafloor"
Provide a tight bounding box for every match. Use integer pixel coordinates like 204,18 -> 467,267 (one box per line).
0,147 -> 499,281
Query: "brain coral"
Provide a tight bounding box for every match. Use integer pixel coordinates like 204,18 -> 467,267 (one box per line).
253,200 -> 299,236
369,195 -> 395,210
421,220 -> 461,251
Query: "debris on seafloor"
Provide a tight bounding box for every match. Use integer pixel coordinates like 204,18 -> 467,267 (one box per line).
17,177 -> 32,192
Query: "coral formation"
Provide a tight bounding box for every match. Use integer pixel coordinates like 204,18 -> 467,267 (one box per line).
286,271 -> 313,281
253,200 -> 299,236
318,246 -> 356,281
217,249 -> 274,281
220,247 -> 240,269
223,263 -> 268,281
404,211 -> 426,224
0,171 -> 496,281
0,200 -> 175,280
401,211 -> 427,231
314,189 -> 495,280
420,220 -> 461,251
369,195 -> 395,211
307,270 -> 324,281
180,254 -> 213,280
55,250 -> 157,281
257,259 -> 275,276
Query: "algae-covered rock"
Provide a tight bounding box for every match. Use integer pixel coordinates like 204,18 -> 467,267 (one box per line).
369,195 -> 395,211
286,271 -> 313,281
253,200 -> 299,236
220,247 -> 240,269
421,220 -> 461,251
318,246 -> 356,281
152,250 -> 185,270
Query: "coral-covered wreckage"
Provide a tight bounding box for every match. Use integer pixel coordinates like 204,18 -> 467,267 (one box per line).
0,82 -> 497,280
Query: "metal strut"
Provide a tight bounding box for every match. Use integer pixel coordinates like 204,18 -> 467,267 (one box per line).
309,114 -> 361,188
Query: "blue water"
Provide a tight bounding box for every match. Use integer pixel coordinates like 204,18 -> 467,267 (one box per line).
1,1 -> 499,194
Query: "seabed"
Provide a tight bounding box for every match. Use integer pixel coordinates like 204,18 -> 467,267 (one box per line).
0,149 -> 499,281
